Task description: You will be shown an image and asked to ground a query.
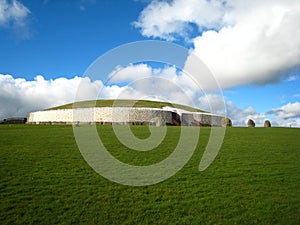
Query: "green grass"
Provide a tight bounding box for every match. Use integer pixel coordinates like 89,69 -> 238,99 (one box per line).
0,125 -> 299,224
47,99 -> 205,112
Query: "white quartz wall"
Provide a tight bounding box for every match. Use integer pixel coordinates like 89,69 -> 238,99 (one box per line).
27,109 -> 74,123
27,107 -> 173,124
27,107 -> 224,126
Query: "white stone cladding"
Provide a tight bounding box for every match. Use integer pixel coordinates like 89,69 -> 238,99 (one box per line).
27,109 -> 74,124
27,107 -> 173,125
27,107 -> 224,126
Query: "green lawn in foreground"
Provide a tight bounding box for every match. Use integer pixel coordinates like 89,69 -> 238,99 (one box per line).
0,125 -> 299,224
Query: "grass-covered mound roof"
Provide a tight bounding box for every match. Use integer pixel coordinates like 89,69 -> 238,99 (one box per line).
47,99 -> 205,113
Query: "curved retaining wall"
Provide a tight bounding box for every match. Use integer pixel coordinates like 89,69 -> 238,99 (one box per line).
27,107 -> 173,125
27,107 -> 225,126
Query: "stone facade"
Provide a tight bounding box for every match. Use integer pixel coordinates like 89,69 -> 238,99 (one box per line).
27,107 -> 225,126
181,112 -> 223,126
27,107 -> 173,125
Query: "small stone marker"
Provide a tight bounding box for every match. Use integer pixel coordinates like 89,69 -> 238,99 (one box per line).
221,117 -> 232,127
247,119 -> 255,127
264,120 -> 271,127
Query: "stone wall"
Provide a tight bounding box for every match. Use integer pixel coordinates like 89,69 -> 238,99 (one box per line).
27,107 -> 173,125
27,107 -> 225,126
181,112 -> 223,126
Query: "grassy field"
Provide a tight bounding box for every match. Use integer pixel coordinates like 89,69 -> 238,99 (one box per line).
0,125 -> 299,224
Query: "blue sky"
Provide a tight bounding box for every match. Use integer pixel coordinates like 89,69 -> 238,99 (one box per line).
1,0 -> 300,127
0,0 -> 146,78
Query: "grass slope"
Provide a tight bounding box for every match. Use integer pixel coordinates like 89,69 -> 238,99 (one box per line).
0,125 -> 299,224
47,99 -> 205,112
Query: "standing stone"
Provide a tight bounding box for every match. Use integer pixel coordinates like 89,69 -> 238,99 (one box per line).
221,117 -> 232,127
247,119 -> 255,127
264,120 -> 271,127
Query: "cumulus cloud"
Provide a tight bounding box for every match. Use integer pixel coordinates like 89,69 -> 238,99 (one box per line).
267,102 -> 300,119
133,0 -> 226,41
0,74 -> 104,120
192,0 -> 300,88
107,64 -> 153,84
0,0 -> 31,38
226,101 -> 266,127
135,0 -> 300,88
105,63 -> 218,108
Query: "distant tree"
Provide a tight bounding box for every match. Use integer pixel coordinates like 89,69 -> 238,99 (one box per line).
248,119 -> 255,127
222,117 -> 232,127
264,120 -> 271,127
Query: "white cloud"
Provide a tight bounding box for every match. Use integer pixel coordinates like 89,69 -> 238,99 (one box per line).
111,65 -> 200,108
0,74 -> 104,120
197,93 -> 226,115
135,0 -> 300,88
107,64 -> 153,84
0,0 -> 29,26
106,63 -> 203,105
226,101 -> 266,127
133,0 -> 226,41
267,102 -> 300,119
192,0 -> 300,88
0,0 -> 30,26
0,0 -> 31,38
